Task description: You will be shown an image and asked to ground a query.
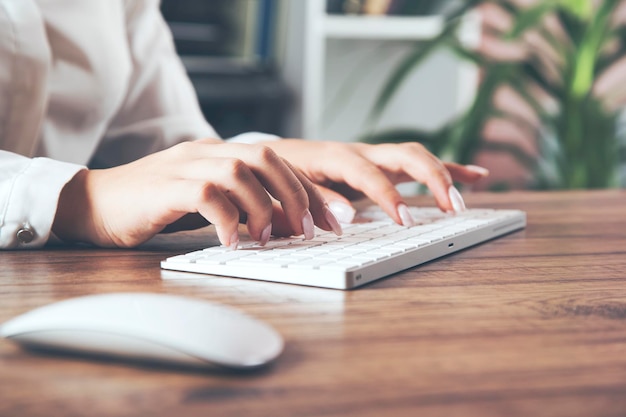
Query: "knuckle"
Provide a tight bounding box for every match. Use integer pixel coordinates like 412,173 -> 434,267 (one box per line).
429,163 -> 453,184
253,145 -> 280,165
224,158 -> 249,179
198,182 -> 219,200
198,184 -> 239,222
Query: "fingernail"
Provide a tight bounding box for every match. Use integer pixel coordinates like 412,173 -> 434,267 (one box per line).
465,164 -> 490,176
328,201 -> 356,224
228,231 -> 239,251
302,210 -> 315,240
397,203 -> 416,227
324,206 -> 343,236
448,186 -> 466,213
258,224 -> 272,246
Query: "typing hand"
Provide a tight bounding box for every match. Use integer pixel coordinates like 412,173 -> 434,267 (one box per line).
52,141 -> 342,248
265,140 -> 489,229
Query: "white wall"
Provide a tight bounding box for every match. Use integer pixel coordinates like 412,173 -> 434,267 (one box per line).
320,39 -> 465,142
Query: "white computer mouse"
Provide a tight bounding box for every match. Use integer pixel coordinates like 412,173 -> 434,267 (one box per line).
0,292 -> 284,370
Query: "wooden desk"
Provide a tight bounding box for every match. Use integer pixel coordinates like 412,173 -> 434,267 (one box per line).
1,190 -> 625,417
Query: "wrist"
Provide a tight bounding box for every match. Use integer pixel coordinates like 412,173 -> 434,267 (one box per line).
52,169 -> 100,246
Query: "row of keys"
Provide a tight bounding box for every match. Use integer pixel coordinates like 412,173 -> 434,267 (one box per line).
165,209 -> 515,271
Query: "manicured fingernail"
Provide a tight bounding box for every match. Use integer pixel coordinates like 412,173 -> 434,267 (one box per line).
448,186 -> 466,213
397,203 -> 416,227
328,201 -> 356,224
324,206 -> 343,236
228,231 -> 239,251
465,164 -> 490,176
302,210 -> 315,240
258,224 -> 272,246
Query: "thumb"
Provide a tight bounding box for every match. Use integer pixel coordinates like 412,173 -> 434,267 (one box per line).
316,185 -> 357,224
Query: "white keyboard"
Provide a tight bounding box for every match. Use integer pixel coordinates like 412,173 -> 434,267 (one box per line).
161,206 -> 526,290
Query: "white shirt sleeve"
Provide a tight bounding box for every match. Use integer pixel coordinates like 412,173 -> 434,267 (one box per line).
0,1 -> 77,249
0,151 -> 84,249
90,0 -> 220,169
227,132 -> 281,144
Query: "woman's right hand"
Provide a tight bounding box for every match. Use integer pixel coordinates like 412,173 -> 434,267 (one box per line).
52,140 -> 341,248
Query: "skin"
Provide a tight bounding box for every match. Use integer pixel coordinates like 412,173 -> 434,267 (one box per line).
51,139 -> 487,249
264,140 -> 485,229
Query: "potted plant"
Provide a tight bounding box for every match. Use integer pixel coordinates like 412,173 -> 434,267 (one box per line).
364,0 -> 626,189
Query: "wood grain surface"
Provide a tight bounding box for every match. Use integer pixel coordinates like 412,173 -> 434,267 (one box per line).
1,190 -> 625,417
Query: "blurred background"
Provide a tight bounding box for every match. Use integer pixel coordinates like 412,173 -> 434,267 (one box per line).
161,0 -> 626,191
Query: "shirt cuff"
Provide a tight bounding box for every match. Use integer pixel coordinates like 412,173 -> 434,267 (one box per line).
0,157 -> 85,249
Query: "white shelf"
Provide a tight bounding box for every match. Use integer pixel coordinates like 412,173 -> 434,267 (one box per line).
280,0 -> 481,141
323,15 -> 445,40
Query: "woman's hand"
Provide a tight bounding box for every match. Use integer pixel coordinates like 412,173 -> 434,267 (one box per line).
52,141 -> 342,248
265,140 -> 489,228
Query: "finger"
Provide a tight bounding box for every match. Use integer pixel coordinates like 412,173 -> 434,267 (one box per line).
332,156 -> 405,224
203,144 -> 312,238
269,184 -> 346,236
285,163 -> 343,236
269,200 -> 291,237
319,150 -> 408,225
398,145 -> 467,214
153,179 -> 241,249
179,157 -> 273,243
360,142 -> 463,215
194,184 -> 241,249
444,162 -> 490,183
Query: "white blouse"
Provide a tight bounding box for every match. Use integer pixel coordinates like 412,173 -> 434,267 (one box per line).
0,0 -> 271,249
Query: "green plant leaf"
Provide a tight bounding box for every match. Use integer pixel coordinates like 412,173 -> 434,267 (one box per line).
556,9 -> 586,46
557,0 -> 593,20
441,63 -> 513,164
449,43 -> 486,66
497,1 -> 518,16
361,0 -> 625,190
570,0 -> 620,98
521,58 -> 563,100
507,2 -> 560,40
